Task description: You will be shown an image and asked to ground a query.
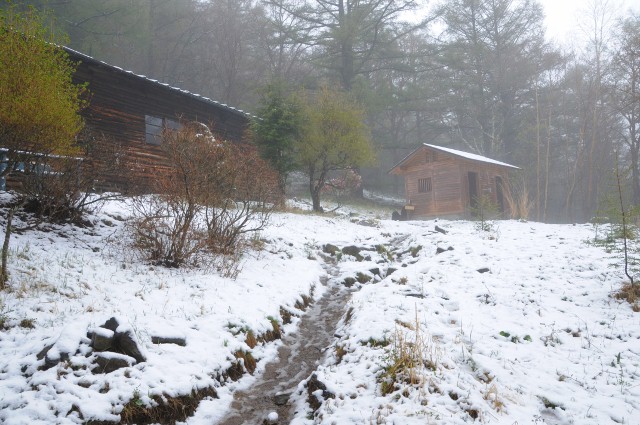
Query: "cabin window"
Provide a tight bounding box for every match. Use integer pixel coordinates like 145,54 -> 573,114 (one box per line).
145,115 -> 182,145
418,177 -> 432,193
145,115 -> 163,145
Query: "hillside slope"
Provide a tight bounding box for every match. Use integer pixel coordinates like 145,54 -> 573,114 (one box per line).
0,198 -> 638,424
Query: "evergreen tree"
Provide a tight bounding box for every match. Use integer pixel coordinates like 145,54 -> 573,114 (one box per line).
251,82 -> 301,191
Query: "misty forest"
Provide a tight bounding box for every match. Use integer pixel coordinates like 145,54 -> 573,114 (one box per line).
11,0 -> 640,223
4,2 -> 640,424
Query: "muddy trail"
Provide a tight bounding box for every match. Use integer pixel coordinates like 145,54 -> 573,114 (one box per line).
215,276 -> 351,425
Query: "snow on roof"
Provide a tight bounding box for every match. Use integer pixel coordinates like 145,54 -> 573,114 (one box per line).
424,144 -> 520,169
63,47 -> 252,119
389,144 -> 519,174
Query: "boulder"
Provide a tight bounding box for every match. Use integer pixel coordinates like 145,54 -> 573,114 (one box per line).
342,246 -> 364,261
435,225 -> 448,234
273,392 -> 291,406
343,277 -> 357,287
151,336 -> 187,347
322,244 -> 339,255
90,327 -> 114,351
116,329 -> 146,363
306,374 -> 335,412
93,352 -> 136,374
101,317 -> 120,332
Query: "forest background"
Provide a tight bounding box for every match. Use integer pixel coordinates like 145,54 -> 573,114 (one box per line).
7,0 -> 640,223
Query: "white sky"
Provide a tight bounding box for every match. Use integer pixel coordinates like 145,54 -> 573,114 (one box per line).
408,0 -> 640,48
538,0 -> 640,46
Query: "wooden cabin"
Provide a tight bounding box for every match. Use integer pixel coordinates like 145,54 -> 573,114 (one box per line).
389,144 -> 519,219
64,47 -> 251,191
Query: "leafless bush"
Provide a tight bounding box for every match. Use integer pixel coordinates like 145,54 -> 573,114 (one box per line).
17,132 -> 125,225
129,125 -> 280,270
503,178 -> 533,220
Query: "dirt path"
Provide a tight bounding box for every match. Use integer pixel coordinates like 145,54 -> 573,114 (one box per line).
215,278 -> 350,425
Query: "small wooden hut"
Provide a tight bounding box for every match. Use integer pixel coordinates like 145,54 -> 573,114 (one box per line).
389,144 -> 519,219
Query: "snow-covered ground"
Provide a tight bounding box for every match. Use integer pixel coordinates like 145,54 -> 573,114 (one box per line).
0,196 -> 638,424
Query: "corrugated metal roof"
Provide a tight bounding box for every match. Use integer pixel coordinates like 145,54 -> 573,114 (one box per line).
63,46 -> 252,119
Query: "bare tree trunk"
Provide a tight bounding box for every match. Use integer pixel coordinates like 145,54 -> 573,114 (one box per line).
1,206 -> 17,289
616,156 -> 634,286
535,87 -> 541,221
544,108 -> 552,222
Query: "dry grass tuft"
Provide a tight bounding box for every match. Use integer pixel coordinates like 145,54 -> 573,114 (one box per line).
234,350 -> 257,375
503,179 -> 533,220
109,386 -> 218,424
614,282 -> 640,311
244,330 -> 257,349
483,383 -> 505,412
378,310 -> 440,396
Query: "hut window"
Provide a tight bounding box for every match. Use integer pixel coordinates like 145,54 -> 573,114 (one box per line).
145,115 -> 163,145
145,116 -> 182,145
418,177 -> 432,193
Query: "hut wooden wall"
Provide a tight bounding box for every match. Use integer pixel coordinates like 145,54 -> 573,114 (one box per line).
68,50 -> 250,190
397,146 -> 513,219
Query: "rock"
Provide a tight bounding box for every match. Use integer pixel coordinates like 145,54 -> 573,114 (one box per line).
39,324 -> 89,370
93,352 -> 135,374
342,246 -> 364,261
98,317 -> 146,362
36,344 -> 56,370
369,267 -> 380,276
386,267 -> 397,277
435,225 -> 448,234
436,247 -> 446,254
151,336 -> 187,346
115,329 -> 146,363
477,267 -> 490,274
356,219 -> 378,228
91,327 -> 114,351
36,343 -> 54,361
273,392 -> 291,406
322,244 -> 339,255
101,317 -> 119,332
306,374 -> 335,412
343,277 -> 357,287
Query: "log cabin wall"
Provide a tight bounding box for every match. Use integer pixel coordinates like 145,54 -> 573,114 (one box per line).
66,48 -> 250,191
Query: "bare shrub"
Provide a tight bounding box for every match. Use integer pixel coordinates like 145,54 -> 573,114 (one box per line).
504,178 -> 533,220
129,125 -> 280,269
204,144 -> 281,254
1,133 -> 124,286
16,132 -> 125,225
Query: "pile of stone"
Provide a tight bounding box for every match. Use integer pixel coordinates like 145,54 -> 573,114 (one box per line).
36,317 -> 186,374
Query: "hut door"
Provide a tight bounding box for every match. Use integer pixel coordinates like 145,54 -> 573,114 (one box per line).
468,172 -> 479,211
495,176 -> 505,213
